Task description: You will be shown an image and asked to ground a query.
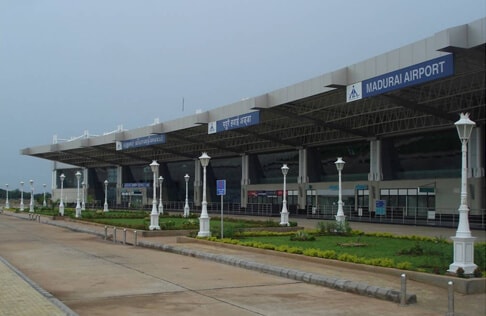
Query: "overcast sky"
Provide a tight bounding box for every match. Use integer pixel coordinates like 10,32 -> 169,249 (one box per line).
1,0 -> 484,192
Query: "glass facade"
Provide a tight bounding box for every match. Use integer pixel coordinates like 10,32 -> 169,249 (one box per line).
56,169 -> 84,189
316,142 -> 370,182
384,129 -> 460,180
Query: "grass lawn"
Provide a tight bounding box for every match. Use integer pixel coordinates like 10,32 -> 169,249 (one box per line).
236,234 -> 454,274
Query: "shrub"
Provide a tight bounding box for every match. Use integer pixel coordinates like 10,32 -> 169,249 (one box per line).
396,261 -> 413,270
456,267 -> 465,278
181,219 -> 198,229
290,230 -> 316,241
316,221 -> 352,235
473,267 -> 482,278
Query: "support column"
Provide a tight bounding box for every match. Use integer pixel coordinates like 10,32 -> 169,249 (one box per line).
297,148 -> 308,210
368,139 -> 382,181
240,154 -> 249,208
469,127 -> 484,212
116,166 -> 122,205
368,139 -> 382,213
194,159 -> 202,207
51,164 -> 58,201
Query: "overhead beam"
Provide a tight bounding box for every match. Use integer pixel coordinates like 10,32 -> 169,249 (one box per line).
382,95 -> 458,122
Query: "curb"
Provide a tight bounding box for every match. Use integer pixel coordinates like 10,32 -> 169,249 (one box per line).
137,239 -> 417,304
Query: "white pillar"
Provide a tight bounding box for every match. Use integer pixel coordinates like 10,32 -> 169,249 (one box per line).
149,161 -> 160,230
335,157 -> 346,223
448,113 -> 477,275
280,164 -> 289,226
240,154 -> 249,208
183,174 -> 190,217
29,180 -> 34,213
198,153 -> 211,237
103,180 -> 109,212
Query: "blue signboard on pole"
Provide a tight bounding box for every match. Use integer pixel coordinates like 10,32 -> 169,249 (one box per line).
216,180 -> 226,196
375,200 -> 386,216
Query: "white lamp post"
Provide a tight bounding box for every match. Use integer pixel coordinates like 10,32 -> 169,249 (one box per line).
183,174 -> 190,217
335,157 -> 346,223
197,152 -> 211,237
20,181 -> 24,211
103,180 -> 109,212
280,164 -> 289,226
5,184 -> 10,209
59,174 -> 65,216
149,160 -> 160,230
29,180 -> 34,213
42,184 -> 47,207
448,113 -> 477,275
158,176 -> 164,215
81,181 -> 86,211
75,171 -> 82,218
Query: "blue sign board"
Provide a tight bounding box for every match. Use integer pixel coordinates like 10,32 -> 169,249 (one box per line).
347,54 -> 454,102
216,180 -> 226,196
375,200 -> 386,216
123,182 -> 150,188
208,111 -> 260,134
117,134 -> 166,150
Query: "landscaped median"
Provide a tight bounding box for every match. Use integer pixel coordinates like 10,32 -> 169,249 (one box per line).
179,233 -> 486,295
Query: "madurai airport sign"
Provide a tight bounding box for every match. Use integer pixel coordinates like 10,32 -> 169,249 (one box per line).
208,111 -> 260,134
346,54 -> 454,102
116,134 -> 166,150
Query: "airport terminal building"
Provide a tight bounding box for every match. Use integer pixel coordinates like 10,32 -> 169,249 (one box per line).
22,18 -> 485,228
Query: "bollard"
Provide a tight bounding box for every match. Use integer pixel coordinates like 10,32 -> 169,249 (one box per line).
446,281 -> 455,316
134,230 -> 138,246
113,227 -> 117,243
123,229 -> 127,245
104,226 -> 108,240
400,273 -> 407,306
37,215 -> 41,222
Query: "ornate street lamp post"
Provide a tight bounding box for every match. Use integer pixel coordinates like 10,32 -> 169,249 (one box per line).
20,181 -> 25,211
5,184 -> 10,209
197,152 -> 211,237
59,174 -> 65,216
81,181 -> 86,211
103,180 -> 109,212
42,184 -> 47,207
280,164 -> 289,226
149,160 -> 160,230
29,180 -> 34,213
448,113 -> 477,275
75,171 -> 82,218
183,174 -> 190,217
158,176 -> 164,215
335,157 -> 346,223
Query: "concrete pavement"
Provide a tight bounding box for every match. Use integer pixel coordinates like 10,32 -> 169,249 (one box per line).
0,211 -> 485,315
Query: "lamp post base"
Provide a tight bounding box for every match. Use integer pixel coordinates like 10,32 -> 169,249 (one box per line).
448,236 -> 477,275
198,216 -> 211,237
280,211 -> 289,226
75,205 -> 81,218
183,204 -> 190,217
149,212 -> 160,230
335,215 -> 346,223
